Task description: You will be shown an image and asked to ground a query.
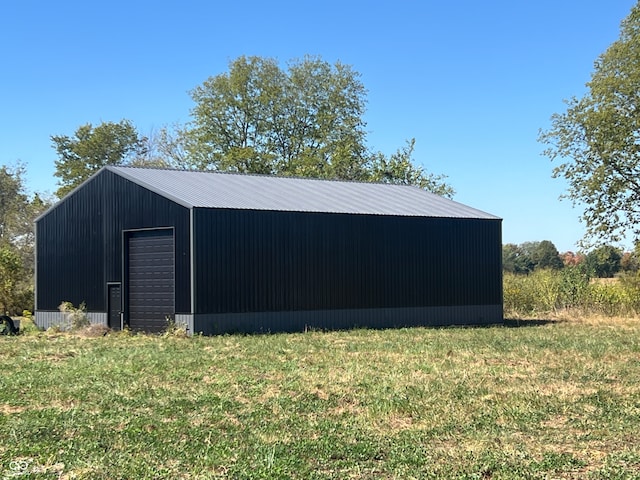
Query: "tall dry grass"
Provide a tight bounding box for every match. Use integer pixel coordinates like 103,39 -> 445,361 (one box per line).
503,268 -> 640,319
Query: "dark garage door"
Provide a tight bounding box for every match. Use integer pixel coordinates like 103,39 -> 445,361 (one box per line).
127,229 -> 175,332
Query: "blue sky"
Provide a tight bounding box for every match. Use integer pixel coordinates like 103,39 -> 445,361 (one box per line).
1,0 -> 637,253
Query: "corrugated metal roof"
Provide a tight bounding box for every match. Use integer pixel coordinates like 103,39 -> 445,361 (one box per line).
107,166 -> 500,219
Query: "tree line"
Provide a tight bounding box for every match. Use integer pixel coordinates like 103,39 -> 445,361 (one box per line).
503,240 -> 637,279
503,239 -> 640,318
0,164 -> 50,315
50,55 -> 453,199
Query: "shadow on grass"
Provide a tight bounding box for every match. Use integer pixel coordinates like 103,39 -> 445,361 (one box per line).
502,318 -> 563,328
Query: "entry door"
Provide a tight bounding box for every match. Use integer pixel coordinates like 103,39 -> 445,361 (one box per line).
127,229 -> 175,332
107,283 -> 122,331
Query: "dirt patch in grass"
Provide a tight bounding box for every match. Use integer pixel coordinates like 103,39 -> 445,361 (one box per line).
0,404 -> 26,414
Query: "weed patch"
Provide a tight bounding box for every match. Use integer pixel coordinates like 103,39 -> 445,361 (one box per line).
504,269 -> 640,318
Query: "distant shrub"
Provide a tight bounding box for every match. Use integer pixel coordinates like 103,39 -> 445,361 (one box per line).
588,282 -> 628,316
503,272 -> 539,315
58,301 -> 90,330
163,316 -> 189,338
618,272 -> 640,311
18,310 -> 41,335
557,265 -> 591,310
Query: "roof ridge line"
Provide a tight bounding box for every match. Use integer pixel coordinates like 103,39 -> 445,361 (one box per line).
108,165 -> 433,191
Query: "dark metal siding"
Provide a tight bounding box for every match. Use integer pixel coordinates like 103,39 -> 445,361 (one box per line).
193,305 -> 503,335
36,169 -> 190,313
193,208 -> 502,315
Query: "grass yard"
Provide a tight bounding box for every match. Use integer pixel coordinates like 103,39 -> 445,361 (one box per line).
1,317 -> 640,479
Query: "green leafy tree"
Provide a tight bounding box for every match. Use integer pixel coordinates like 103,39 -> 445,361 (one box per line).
0,163 -> 49,250
185,55 -> 368,178
171,55 -> 453,194
503,240 -> 563,274
52,120 -> 143,198
0,163 -> 29,245
369,139 -> 454,197
539,3 -> 640,245
0,163 -> 50,314
502,243 -> 534,274
0,245 -> 22,314
585,245 -> 622,278
531,240 -> 564,270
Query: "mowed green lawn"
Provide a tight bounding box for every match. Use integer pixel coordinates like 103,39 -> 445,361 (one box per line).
1,318 -> 640,479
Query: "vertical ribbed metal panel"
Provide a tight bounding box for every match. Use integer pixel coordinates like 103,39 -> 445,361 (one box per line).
193,208 -> 502,318
35,176 -> 105,311
35,170 -> 191,314
35,311 -> 108,330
